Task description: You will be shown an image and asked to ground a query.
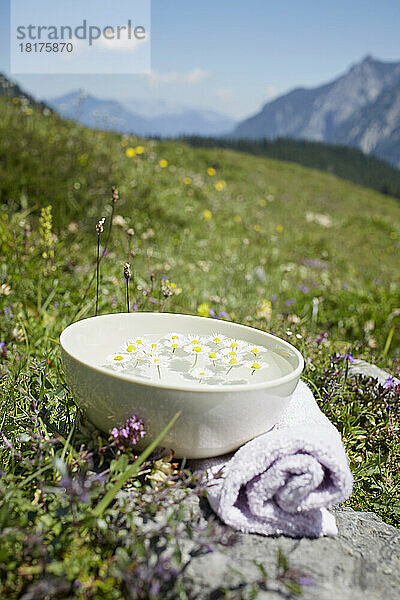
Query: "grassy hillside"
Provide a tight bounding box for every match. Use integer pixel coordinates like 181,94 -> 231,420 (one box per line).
184,135 -> 400,199
1,95 -> 399,352
0,95 -> 399,598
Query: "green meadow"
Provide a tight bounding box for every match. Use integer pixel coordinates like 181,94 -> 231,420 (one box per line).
0,95 -> 399,598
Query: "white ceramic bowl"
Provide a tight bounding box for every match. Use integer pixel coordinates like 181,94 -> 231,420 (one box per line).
60,313 -> 304,458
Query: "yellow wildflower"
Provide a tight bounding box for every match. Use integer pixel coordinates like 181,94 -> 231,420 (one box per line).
214,180 -> 226,191
183,177 -> 192,185
203,209 -> 212,222
207,167 -> 217,176
125,147 -> 136,158
276,224 -> 284,233
135,145 -> 145,154
197,303 -> 210,318
159,159 -> 168,168
234,215 -> 242,223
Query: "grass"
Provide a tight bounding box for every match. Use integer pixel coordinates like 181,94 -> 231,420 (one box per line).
0,95 -> 399,598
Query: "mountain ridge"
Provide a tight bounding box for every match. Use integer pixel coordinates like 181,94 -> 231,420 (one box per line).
231,56 -> 400,166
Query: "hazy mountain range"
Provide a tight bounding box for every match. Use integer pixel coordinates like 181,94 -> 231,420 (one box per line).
2,55 -> 400,166
48,92 -> 236,138
232,56 -> 400,166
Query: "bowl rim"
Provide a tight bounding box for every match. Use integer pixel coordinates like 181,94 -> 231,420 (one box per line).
60,312 -> 304,393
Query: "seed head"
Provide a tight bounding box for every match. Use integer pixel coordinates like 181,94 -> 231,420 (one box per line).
111,186 -> 119,204
124,262 -> 131,280
96,217 -> 106,234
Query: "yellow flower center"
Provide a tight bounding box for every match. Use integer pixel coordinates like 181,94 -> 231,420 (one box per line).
192,346 -> 202,353
230,343 -> 238,349
252,362 -> 260,370
127,345 -> 136,352
229,358 -> 238,365
250,348 -> 259,354
114,355 -> 124,361
209,352 -> 216,359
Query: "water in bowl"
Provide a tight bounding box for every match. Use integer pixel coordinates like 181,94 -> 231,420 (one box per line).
102,332 -> 294,387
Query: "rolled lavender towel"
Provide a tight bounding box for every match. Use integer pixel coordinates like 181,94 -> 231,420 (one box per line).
191,380 -> 353,538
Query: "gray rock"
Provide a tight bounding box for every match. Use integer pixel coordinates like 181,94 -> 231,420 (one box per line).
181,501 -> 400,600
349,359 -> 399,386
180,360 -> 400,599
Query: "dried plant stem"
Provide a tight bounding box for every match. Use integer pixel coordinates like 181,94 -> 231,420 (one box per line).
126,278 -> 130,313
95,234 -> 100,316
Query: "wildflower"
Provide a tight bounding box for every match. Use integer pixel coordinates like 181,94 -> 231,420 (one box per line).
253,224 -> 261,232
135,145 -> 145,154
189,345 -> 202,368
159,159 -> 168,168
383,376 -> 396,389
315,332 -> 328,345
147,452 -> 179,489
126,344 -> 137,353
127,227 -> 135,236
183,177 -> 191,185
67,222 -> 78,234
214,180 -> 226,191
338,352 -> 355,364
209,351 -> 217,367
209,309 -> 228,319
12,327 -> 25,342
197,302 -> 210,318
0,283 -> 12,296
276,224 -> 284,233
251,362 -> 260,375
259,198 -> 267,207
192,367 -> 213,382
113,215 -> 127,227
234,215 -> 242,223
39,205 -> 55,259
255,299 -> 272,321
110,415 -> 146,451
126,147 -> 136,158
203,209 -> 212,222
285,298 -> 296,307
207,167 -> 216,176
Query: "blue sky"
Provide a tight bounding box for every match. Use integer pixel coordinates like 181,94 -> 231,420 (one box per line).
1,0 -> 400,118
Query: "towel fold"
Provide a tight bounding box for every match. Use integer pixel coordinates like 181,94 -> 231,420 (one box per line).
191,380 -> 353,538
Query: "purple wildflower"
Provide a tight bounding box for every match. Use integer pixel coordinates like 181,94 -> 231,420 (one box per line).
298,576 -> 314,586
209,308 -> 228,319
298,285 -> 309,294
383,376 -> 395,389
338,352 -> 355,364
270,294 -> 277,304
4,307 -> 13,319
302,258 -> 328,270
315,332 -> 328,345
111,415 -> 146,451
285,298 -> 296,307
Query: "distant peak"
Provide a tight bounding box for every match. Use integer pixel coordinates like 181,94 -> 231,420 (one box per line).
361,54 -> 375,64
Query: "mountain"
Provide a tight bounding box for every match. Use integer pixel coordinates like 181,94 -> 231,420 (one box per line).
331,81 -> 400,165
231,56 -> 400,166
48,91 -> 236,137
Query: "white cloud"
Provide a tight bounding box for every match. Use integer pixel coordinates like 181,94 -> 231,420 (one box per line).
265,84 -> 278,100
215,87 -> 234,102
95,32 -> 148,53
143,68 -> 210,88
